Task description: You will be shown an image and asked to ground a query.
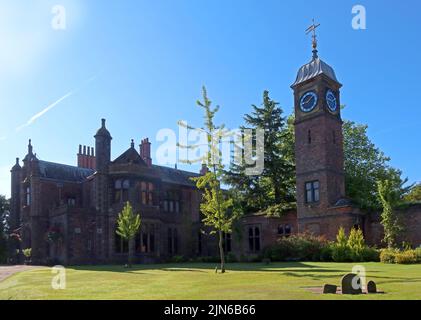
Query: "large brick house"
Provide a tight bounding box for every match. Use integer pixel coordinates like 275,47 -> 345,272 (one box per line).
9,46 -> 421,265
9,124 -> 216,265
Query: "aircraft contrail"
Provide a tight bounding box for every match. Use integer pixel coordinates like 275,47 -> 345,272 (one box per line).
15,74 -> 98,132
16,91 -> 74,132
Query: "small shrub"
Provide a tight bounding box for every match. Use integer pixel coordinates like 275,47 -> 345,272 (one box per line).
293,234 -> 327,261
395,250 -> 417,264
263,239 -> 294,261
331,244 -> 351,262
380,248 -> 397,263
263,233 -> 327,262
320,245 -> 333,262
361,247 -> 380,262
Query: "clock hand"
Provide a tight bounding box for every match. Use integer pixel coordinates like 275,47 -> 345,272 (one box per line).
303,96 -> 312,104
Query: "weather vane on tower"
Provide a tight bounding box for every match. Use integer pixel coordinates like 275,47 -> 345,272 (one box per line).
306,19 -> 320,59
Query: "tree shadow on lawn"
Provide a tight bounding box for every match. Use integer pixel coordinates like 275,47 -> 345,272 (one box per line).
280,272 -> 346,281
368,275 -> 421,285
70,262 -> 344,274
280,271 -> 421,285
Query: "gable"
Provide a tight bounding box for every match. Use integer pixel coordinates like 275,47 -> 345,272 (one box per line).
113,147 -> 147,166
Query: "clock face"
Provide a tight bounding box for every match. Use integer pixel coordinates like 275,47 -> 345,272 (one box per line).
326,89 -> 338,112
300,91 -> 318,113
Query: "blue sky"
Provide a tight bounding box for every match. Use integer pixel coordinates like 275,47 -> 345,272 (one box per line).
1,0 -> 420,197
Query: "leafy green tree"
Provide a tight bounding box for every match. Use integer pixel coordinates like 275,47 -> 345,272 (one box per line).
377,179 -> 403,248
180,86 -> 236,273
225,91 -> 295,214
116,202 -> 141,267
0,195 -> 10,264
404,183 -> 421,203
343,121 -> 408,210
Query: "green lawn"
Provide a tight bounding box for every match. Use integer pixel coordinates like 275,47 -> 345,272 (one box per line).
1,262 -> 420,300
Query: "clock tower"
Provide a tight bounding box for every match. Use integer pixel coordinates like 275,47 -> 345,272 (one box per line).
291,22 -> 348,236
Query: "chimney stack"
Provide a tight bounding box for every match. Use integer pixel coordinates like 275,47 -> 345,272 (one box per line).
139,138 -> 152,167
200,163 -> 209,175
77,144 -> 96,170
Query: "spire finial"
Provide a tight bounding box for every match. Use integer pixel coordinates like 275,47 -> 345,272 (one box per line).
131,139 -> 135,148
306,19 -> 321,59
28,139 -> 33,154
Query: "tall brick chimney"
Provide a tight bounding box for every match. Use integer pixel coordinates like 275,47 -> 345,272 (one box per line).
200,163 -> 209,175
139,138 -> 152,167
77,144 -> 96,170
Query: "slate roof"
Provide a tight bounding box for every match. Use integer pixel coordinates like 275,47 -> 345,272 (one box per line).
292,57 -> 339,87
38,160 -> 94,183
110,146 -> 199,187
152,165 -> 200,187
36,154 -> 200,187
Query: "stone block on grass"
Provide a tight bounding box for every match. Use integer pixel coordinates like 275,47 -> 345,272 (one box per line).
323,284 -> 337,294
341,273 -> 362,295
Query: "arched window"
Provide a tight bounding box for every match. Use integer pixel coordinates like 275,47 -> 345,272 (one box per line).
285,224 -> 292,237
